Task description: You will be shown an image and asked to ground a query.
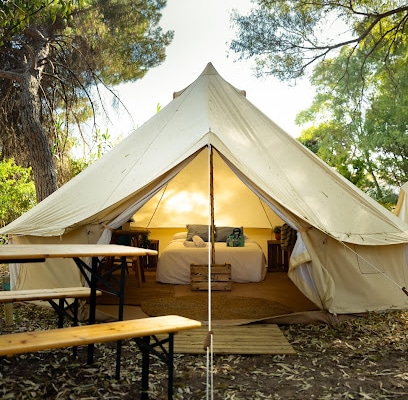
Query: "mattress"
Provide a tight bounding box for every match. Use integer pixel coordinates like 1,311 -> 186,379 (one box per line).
156,238 -> 267,284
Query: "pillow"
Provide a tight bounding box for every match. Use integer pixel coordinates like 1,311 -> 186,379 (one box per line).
186,224 -> 210,241
192,235 -> 206,248
173,232 -> 187,240
216,226 -> 244,242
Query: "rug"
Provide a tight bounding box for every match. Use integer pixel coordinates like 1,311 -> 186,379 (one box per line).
141,293 -> 292,321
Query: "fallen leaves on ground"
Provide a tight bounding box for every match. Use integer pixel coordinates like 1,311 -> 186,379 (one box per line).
0,303 -> 407,399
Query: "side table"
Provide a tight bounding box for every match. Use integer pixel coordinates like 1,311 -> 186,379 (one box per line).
141,239 -> 159,269
148,239 -> 159,269
267,240 -> 289,272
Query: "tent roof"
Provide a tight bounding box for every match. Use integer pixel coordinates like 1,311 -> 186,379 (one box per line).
133,150 -> 280,228
2,62 -> 408,245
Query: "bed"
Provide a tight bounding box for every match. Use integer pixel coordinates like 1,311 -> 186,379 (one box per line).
156,231 -> 267,284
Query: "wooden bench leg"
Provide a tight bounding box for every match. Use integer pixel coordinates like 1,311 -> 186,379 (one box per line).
72,298 -> 79,357
115,339 -> 122,380
49,298 -> 79,329
167,333 -> 174,400
58,298 -> 64,328
52,298 -> 80,357
136,334 -> 174,400
141,336 -> 150,400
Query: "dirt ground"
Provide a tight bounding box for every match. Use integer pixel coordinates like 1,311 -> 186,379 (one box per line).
0,303 -> 408,399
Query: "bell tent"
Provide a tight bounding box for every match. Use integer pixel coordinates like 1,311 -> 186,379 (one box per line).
2,62 -> 408,316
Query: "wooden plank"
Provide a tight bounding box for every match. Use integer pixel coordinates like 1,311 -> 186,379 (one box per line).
191,282 -> 232,291
167,324 -> 295,355
193,266 -> 230,273
0,315 -> 202,357
191,273 -> 231,282
191,275 -> 231,282
191,264 -> 231,277
0,287 -> 101,303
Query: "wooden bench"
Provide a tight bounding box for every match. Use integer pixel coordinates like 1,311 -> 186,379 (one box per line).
0,315 -> 201,400
0,287 -> 101,328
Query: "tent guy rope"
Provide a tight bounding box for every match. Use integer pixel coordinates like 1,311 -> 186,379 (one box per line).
145,183 -> 168,229
341,242 -> 408,297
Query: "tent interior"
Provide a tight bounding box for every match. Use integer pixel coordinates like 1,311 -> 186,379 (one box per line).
131,148 -> 283,256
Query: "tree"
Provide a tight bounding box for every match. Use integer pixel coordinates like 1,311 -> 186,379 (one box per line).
364,46 -> 408,188
0,159 -> 36,227
230,1 -> 408,81
296,42 -> 408,202
230,1 -> 408,203
0,0 -> 173,202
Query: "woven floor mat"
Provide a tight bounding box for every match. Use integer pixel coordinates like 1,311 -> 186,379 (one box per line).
142,293 -> 292,321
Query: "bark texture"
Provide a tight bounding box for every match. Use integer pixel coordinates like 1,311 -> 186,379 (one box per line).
19,32 -> 58,202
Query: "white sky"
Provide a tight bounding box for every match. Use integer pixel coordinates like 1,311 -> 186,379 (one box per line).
101,0 -> 315,140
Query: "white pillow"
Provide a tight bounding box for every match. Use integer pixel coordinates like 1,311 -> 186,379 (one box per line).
173,232 -> 187,240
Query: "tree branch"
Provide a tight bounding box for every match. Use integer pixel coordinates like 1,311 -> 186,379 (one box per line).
0,70 -> 22,82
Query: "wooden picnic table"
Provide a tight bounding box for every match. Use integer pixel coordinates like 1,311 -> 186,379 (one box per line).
0,243 -> 158,365
0,243 -> 157,261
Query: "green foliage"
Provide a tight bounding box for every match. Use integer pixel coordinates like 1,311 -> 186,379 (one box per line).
0,159 -> 36,227
92,128 -> 115,160
230,1 -> 408,81
297,41 -> 408,202
71,0 -> 173,85
66,157 -> 90,179
363,42 -> 408,187
0,0 -> 173,198
0,0 -> 87,46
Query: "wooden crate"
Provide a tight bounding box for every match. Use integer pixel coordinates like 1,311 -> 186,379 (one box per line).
190,264 -> 232,291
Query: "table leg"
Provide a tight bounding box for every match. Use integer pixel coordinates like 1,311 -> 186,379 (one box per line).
118,255 -> 126,321
75,254 -> 127,373
87,256 -> 98,364
114,255 -> 127,379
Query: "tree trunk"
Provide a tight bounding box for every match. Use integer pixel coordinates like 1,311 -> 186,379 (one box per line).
20,38 -> 58,202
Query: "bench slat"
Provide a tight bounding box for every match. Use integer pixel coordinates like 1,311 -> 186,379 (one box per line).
0,287 -> 101,303
0,315 -> 202,357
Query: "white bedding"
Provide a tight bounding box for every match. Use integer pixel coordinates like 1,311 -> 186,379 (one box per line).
156,238 -> 267,284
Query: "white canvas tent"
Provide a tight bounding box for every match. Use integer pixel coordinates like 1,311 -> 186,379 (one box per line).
2,62 -> 408,315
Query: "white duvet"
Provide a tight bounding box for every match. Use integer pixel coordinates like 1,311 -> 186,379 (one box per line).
156,238 -> 267,284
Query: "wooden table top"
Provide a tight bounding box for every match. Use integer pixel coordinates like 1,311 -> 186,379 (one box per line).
0,244 -> 157,261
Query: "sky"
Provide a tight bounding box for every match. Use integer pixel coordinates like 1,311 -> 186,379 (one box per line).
101,0 -> 316,140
